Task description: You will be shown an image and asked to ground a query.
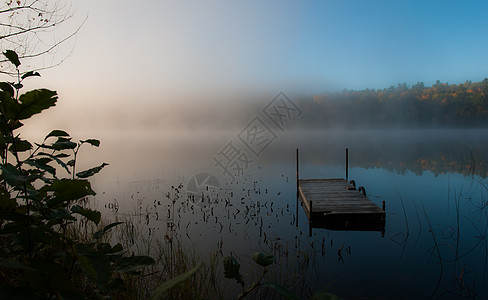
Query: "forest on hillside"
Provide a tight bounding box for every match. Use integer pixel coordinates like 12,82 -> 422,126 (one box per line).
297,78 -> 488,128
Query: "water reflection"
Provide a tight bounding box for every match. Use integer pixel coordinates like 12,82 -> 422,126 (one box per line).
88,129 -> 488,299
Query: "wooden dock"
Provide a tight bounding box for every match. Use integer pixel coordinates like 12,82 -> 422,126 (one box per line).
298,178 -> 385,232
296,149 -> 386,234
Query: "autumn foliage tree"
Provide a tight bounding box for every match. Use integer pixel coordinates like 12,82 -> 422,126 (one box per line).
299,78 -> 488,128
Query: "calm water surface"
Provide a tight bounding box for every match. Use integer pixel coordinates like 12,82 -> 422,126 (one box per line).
85,129 -> 488,299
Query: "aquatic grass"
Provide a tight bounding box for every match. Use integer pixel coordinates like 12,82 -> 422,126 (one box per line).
422,204 -> 444,298
391,191 -> 411,266
104,185 -> 326,300
418,179 -> 488,299
253,230 -> 337,300
105,212 -> 225,300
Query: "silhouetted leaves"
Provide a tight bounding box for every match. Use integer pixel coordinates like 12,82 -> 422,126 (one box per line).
252,252 -> 275,267
45,129 -> 69,139
0,82 -> 15,97
44,179 -> 95,207
71,205 -> 101,225
7,137 -> 32,153
78,253 -> 112,288
76,163 -> 108,178
38,152 -> 71,174
0,188 -> 16,211
0,258 -> 36,271
50,137 -> 77,150
24,158 -> 56,177
3,50 -> 20,67
0,163 -> 35,186
81,139 -> 100,147
115,256 -> 155,273
93,222 -> 124,239
0,50 -> 190,299
21,71 -> 40,80
263,282 -> 298,300
15,89 -> 57,120
312,292 -> 345,300
223,255 -> 244,287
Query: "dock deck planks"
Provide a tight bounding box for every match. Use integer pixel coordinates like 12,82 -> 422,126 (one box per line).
298,178 -> 385,232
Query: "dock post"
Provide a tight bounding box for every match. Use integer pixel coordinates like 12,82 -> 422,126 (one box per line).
382,201 -> 385,211
309,200 -> 313,237
345,148 -> 349,181
296,148 -> 299,227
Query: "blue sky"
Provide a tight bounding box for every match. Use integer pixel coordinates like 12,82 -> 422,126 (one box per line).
37,0 -> 488,93
17,0 -> 488,132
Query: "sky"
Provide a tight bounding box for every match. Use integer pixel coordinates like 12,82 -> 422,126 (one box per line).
12,0 -> 488,133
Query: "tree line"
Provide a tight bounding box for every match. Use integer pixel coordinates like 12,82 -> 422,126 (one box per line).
297,78 -> 488,128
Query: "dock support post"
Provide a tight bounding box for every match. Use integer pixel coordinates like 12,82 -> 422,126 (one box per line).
382,201 -> 385,211
309,200 -> 313,237
345,148 -> 349,181
296,148 -> 299,227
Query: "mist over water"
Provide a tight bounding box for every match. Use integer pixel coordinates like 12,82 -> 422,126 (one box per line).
65,125 -> 487,299
20,88 -> 488,298
79,128 -> 488,185
5,0 -> 488,297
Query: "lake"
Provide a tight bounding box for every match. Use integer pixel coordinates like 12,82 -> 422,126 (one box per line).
83,128 -> 488,299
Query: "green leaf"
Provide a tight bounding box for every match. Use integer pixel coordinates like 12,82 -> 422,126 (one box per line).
21,71 -> 41,80
24,158 -> 56,176
103,222 -> 124,232
4,50 -> 20,67
44,179 -> 96,207
10,120 -> 23,130
103,278 -> 125,294
45,130 -> 70,139
312,292 -> 344,300
263,282 -> 299,300
252,252 -> 275,267
48,208 -> 76,221
111,243 -> 123,253
71,205 -> 101,225
15,89 -> 57,120
23,258 -> 71,294
0,211 -> 30,225
78,253 -> 112,289
223,256 -> 244,287
0,163 -> 35,186
97,243 -> 113,255
0,187 -> 16,211
8,138 -> 32,153
52,141 -> 77,150
149,263 -> 202,300
38,152 -> 71,174
81,139 -> 100,147
0,82 -> 15,97
0,258 -> 36,271
76,163 -> 108,178
0,91 -> 19,122
49,137 -> 76,150
115,255 -> 155,273
93,222 -> 124,239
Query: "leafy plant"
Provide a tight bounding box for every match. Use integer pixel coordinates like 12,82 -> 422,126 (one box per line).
223,252 -> 344,300
0,50 -> 157,298
223,252 -> 298,300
